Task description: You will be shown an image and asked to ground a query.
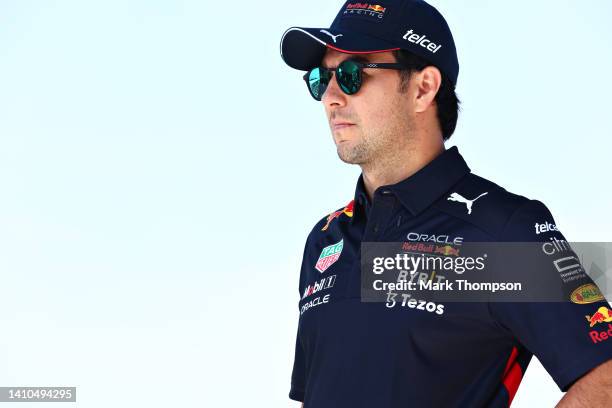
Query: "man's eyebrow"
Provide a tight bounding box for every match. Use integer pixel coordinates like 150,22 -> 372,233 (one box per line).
348,55 -> 370,63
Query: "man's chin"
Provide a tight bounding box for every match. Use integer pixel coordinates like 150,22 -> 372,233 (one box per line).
336,145 -> 364,164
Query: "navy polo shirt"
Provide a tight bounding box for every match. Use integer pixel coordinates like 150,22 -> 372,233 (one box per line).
290,146 -> 612,407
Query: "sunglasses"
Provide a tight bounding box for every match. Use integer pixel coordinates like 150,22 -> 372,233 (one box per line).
303,59 -> 405,101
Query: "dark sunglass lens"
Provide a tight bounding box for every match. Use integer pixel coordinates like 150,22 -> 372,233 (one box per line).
337,60 -> 361,95
307,68 -> 331,101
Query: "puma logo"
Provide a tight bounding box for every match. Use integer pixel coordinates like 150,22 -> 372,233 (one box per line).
447,192 -> 488,215
320,30 -> 343,43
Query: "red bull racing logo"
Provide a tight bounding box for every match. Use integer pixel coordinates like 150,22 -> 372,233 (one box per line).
315,239 -> 344,273
321,200 -> 354,231
585,306 -> 612,344
344,3 -> 387,19
367,4 -> 386,12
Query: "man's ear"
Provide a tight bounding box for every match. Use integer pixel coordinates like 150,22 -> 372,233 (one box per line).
414,66 -> 442,113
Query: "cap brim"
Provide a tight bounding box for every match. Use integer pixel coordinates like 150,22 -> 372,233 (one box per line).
280,27 -> 400,71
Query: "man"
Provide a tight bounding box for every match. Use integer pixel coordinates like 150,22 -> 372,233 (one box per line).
279,1 -> 612,407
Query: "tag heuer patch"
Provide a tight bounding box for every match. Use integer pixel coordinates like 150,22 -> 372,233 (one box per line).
315,239 -> 344,273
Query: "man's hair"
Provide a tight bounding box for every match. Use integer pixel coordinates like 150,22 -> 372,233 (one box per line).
393,50 -> 461,141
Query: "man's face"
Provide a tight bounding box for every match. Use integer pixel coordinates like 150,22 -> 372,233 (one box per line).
320,49 -> 416,166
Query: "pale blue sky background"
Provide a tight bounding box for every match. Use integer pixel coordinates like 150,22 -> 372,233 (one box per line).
0,1 -> 610,407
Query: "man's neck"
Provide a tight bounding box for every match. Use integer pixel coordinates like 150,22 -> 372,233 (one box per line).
361,143 -> 445,201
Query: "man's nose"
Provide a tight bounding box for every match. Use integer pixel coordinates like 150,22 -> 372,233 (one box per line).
321,73 -> 347,107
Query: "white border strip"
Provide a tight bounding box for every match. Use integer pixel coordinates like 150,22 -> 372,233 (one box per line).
280,27 -> 327,58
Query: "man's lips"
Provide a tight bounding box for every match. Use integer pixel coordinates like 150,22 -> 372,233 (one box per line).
331,122 -> 355,131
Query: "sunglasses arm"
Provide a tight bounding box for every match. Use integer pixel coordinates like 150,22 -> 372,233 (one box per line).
360,62 -> 405,70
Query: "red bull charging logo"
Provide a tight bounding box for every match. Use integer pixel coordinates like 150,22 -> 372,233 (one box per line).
346,3 -> 386,12
435,245 -> 460,256
585,306 -> 612,344
321,200 -> 354,231
586,306 -> 612,327
344,3 -> 387,19
368,4 -> 386,12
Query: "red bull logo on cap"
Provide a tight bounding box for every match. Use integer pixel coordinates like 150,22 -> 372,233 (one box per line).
344,3 -> 387,19
368,4 -> 386,12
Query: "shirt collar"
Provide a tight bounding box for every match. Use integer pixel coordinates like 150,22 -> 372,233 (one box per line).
351,146 -> 471,222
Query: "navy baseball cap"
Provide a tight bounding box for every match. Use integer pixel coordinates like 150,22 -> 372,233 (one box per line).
280,0 -> 459,86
